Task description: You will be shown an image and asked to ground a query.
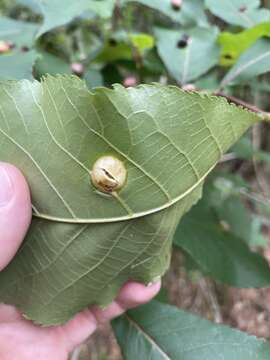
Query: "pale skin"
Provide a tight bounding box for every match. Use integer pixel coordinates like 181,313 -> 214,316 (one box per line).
0,162 -> 161,360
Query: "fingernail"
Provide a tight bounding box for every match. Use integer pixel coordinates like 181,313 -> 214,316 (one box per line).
0,165 -> 14,206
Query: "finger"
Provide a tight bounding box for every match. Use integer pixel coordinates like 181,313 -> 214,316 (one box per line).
115,280 -> 161,309
0,163 -> 32,270
59,307 -> 98,352
91,301 -> 124,324
0,304 -> 22,323
93,281 -> 161,323
62,281 -> 161,352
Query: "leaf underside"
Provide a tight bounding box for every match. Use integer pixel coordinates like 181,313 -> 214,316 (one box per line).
0,76 -> 260,324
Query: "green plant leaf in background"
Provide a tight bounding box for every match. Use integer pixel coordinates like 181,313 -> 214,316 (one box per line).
84,68 -> 104,88
0,16 -> 39,48
214,191 -> 266,247
35,51 -> 71,78
0,17 -> 39,80
194,70 -> 220,91
87,0 -> 116,18
0,76 -> 262,325
37,0 -> 115,37
15,0 -> 42,13
218,22 -> 270,66
174,0 -> 209,27
94,40 -> 132,63
220,38 -> 270,88
0,50 -> 38,80
129,33 -> 155,54
205,0 -> 270,28
94,32 -> 154,63
113,300 -> 270,359
207,175 -> 268,247
154,27 -> 220,84
124,0 -> 209,27
232,136 -> 270,163
173,184 -> 270,287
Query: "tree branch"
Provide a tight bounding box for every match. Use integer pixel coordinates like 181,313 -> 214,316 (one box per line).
215,92 -> 270,119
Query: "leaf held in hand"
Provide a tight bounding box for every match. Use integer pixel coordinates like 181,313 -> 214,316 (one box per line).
0,76 -> 262,324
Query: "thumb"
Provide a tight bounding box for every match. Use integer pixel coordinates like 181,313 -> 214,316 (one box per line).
0,162 -> 31,271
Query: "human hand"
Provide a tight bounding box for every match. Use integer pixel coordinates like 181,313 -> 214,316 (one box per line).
0,162 -> 161,360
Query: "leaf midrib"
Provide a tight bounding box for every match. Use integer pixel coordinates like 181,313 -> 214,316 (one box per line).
222,48 -> 270,87
125,314 -> 172,360
0,81 -> 217,224
32,162 -> 216,223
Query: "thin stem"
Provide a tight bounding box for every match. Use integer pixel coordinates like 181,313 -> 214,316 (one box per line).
264,113 -> 270,121
215,92 -> 270,119
251,94 -> 270,205
198,278 -> 223,324
70,345 -> 83,360
239,188 -> 270,207
219,152 -> 237,163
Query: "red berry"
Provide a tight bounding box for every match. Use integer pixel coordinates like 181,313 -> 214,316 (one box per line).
171,0 -> 182,10
182,84 -> 196,91
123,76 -> 137,88
0,41 -> 11,54
71,63 -> 84,75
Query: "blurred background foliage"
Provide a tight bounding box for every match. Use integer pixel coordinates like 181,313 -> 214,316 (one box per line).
1,0 -> 270,359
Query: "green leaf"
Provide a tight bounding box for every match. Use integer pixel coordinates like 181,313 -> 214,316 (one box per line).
37,0 -> 115,37
177,0 -> 209,27
143,49 -> 165,75
0,76 -> 261,324
210,179 -> 267,247
232,137 -> 270,162
129,33 -> 155,53
0,17 -> 39,80
124,0 -> 209,27
220,38 -> 270,87
0,16 -> 39,47
113,300 -> 270,359
154,287 -> 168,304
87,0 -> 116,18
94,41 -> 133,63
84,68 -> 104,88
94,32 -> 154,63
218,22 -> 270,66
214,196 -> 253,244
34,52 -> 71,77
248,217 -> 268,247
154,27 -> 220,84
173,188 -> 270,287
252,78 -> 270,93
194,70 -> 220,91
0,50 -> 38,80
205,0 -> 270,28
15,0 -> 42,13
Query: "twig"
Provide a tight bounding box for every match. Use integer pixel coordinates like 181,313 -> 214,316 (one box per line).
215,92 -> 270,205
219,152 -> 237,163
199,278 -> 223,324
215,92 -> 270,118
74,29 -> 86,61
252,119 -> 270,205
239,188 -> 270,207
112,0 -> 143,69
70,346 -> 82,360
111,0 -> 122,31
